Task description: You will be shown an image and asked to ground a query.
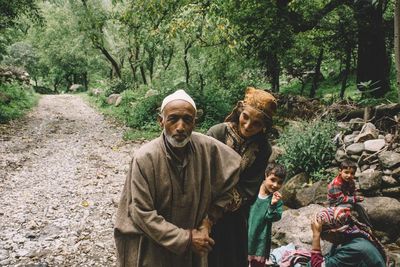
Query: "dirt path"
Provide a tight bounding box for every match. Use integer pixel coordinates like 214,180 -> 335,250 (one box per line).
0,95 -> 143,266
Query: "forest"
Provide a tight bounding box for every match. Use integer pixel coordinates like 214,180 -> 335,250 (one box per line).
0,0 -> 399,126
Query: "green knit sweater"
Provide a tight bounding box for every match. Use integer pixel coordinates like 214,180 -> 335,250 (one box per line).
248,195 -> 283,260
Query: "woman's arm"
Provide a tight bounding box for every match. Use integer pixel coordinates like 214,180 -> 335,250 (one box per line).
310,218 -> 323,267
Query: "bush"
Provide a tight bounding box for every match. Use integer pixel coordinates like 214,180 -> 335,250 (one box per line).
0,83 -> 38,123
119,88 -> 166,128
276,119 -> 337,181
104,79 -> 133,96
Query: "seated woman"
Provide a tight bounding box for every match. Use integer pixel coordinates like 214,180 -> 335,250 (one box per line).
310,207 -> 386,267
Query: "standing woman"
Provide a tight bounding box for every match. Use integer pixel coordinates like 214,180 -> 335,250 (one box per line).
207,87 -> 277,267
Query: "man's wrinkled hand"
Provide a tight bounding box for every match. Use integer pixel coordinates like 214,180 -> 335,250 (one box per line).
190,229 -> 215,255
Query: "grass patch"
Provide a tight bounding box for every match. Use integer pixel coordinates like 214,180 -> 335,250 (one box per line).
0,83 -> 39,123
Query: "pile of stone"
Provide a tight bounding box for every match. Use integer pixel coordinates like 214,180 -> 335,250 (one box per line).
278,118 -> 400,248
0,66 -> 30,85
335,118 -> 400,199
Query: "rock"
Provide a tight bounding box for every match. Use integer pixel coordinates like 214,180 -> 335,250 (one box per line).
357,170 -> 382,191
343,134 -> 356,146
349,154 -> 360,161
271,204 -> 329,251
268,146 -> 284,163
295,180 -> 329,207
384,169 -> 393,175
381,187 -> 400,198
145,89 -> 159,98
360,197 -> 400,241
364,139 -> 386,153
337,123 -> 351,134
378,151 -> 400,169
69,84 -> 84,92
26,220 -> 39,230
281,173 -> 310,209
360,165 -> 369,172
348,118 -> 364,131
335,149 -> 347,162
0,249 -> 9,261
15,248 -> 30,258
114,96 -> 123,107
0,259 -> 10,266
106,94 -> 120,105
392,166 -> 400,179
384,133 -> 394,144
382,176 -> 399,187
354,123 -> 379,143
358,151 -> 376,165
346,143 -> 365,155
91,88 -> 103,96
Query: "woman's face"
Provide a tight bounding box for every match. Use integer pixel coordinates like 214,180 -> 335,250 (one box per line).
238,105 -> 266,138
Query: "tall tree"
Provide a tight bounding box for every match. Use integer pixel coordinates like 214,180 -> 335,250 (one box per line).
354,0 -> 390,98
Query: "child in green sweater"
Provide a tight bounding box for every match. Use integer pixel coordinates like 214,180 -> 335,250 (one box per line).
248,163 -> 286,267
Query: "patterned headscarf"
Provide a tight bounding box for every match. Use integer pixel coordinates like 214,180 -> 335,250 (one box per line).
225,87 -> 277,123
315,207 -> 387,262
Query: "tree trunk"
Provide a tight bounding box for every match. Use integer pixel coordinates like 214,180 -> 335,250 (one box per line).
395,0 -> 400,102
184,41 -> 193,85
265,52 -> 280,92
99,47 -> 121,79
310,48 -> 324,98
83,72 -> 88,91
340,46 -> 352,99
354,1 -> 390,98
128,47 -> 139,82
140,66 -> 147,85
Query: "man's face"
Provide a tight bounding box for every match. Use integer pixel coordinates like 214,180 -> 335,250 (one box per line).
159,100 -> 196,147
339,167 -> 356,182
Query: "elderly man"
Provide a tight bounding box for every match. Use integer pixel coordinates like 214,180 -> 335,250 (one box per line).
114,90 -> 242,267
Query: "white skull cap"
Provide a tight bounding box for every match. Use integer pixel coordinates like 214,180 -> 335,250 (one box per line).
161,89 -> 197,112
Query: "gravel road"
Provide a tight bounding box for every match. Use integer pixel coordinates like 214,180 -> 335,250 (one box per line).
0,94 -> 143,266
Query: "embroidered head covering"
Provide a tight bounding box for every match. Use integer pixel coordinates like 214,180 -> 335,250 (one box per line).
243,87 -> 277,119
315,207 -> 386,262
225,87 -> 277,123
160,89 -> 196,112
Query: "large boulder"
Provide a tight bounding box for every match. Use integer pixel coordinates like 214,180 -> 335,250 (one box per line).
364,139 -> 386,153
360,197 -> 400,241
379,151 -> 400,169
357,170 -> 382,192
281,173 -> 309,209
271,204 -> 329,251
107,94 -> 121,105
295,180 -> 329,207
69,84 -> 83,92
346,143 -> 364,155
354,123 -> 379,143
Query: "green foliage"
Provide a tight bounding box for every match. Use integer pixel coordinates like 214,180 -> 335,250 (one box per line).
105,79 -> 133,96
0,82 -> 38,123
277,119 -> 337,181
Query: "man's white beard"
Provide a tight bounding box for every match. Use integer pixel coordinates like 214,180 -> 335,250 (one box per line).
164,130 -> 191,148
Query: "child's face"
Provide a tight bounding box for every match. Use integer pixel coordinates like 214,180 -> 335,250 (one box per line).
339,167 -> 356,182
264,172 -> 283,194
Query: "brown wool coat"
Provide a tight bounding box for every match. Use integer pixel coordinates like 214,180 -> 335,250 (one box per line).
114,132 -> 241,267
